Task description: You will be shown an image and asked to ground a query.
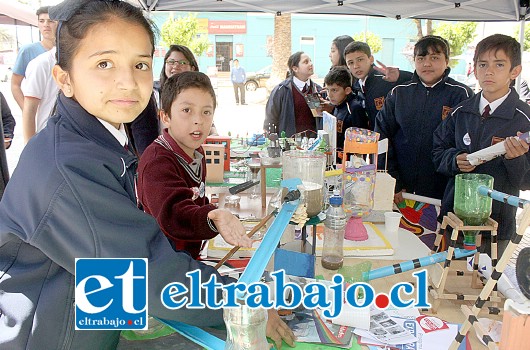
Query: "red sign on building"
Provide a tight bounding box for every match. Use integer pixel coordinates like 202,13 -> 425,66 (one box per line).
208,20 -> 247,34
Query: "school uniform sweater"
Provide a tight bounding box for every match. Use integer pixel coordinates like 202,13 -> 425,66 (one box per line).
264,76 -> 323,136
375,68 -> 473,199
433,89 -> 530,239
0,94 -> 230,350
355,67 -> 413,129
137,130 -> 218,259
332,92 -> 369,150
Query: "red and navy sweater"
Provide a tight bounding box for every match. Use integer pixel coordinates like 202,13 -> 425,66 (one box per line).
137,129 -> 218,259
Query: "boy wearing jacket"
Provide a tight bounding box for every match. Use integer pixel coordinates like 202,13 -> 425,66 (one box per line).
433,34 -> 530,255
324,66 -> 369,154
344,41 -> 413,129
375,35 -> 473,203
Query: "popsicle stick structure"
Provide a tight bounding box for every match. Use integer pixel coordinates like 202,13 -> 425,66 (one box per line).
430,212 -> 500,313
449,187 -> 530,350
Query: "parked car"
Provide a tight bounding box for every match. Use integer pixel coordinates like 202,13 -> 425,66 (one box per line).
245,65 -> 271,91
0,65 -> 11,82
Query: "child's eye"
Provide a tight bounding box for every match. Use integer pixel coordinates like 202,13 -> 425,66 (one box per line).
182,108 -> 191,113
136,62 -> 150,71
97,61 -> 113,69
204,110 -> 212,116
478,63 -> 486,68
497,63 -> 505,68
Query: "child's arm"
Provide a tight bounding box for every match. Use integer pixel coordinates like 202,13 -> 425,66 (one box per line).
207,209 -> 252,248
264,86 -> 282,134
374,91 -> 403,189
138,155 -> 219,241
502,134 -> 530,188
432,112 -> 466,177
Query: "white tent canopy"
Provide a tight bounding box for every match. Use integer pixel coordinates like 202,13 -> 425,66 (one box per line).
137,0 -> 530,22
0,2 -> 38,26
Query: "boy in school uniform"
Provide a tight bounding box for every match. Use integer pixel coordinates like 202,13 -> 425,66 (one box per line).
344,41 -> 413,129
433,34 -> 530,255
375,35 -> 473,204
323,66 -> 369,153
137,72 -> 252,259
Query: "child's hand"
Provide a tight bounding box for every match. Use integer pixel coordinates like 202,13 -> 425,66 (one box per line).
456,153 -> 476,172
504,134 -> 529,160
373,60 -> 400,83
207,209 -> 253,248
266,309 -> 296,349
319,100 -> 334,114
394,189 -> 406,204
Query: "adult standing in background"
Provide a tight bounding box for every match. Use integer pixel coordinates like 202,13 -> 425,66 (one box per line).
231,59 -> 246,105
264,51 -> 323,137
11,7 -> 57,110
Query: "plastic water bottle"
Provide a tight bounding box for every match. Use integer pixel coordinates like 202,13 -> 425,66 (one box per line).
322,194 -> 346,270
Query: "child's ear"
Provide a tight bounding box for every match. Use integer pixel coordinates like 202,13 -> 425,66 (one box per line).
52,65 -> 73,98
510,64 -> 522,81
160,110 -> 171,127
345,86 -> 352,95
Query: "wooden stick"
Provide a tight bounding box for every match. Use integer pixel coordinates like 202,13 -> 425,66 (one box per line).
214,211 -> 276,270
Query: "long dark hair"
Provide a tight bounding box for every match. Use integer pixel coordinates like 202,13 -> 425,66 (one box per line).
332,35 -> 354,67
159,45 -> 199,87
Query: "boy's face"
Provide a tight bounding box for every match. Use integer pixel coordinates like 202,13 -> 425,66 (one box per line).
37,13 -> 57,41
327,83 -> 351,106
53,19 -> 153,129
162,87 -> 215,158
414,48 -> 448,86
475,49 -> 521,102
346,51 -> 374,81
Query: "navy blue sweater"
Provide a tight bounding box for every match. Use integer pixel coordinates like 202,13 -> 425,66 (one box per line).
332,93 -> 369,151
433,89 -> 530,239
375,68 -> 473,199
355,67 -> 413,129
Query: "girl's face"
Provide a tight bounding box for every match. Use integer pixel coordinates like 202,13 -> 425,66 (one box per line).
414,47 -> 448,86
161,87 -> 215,158
165,50 -> 195,79
329,43 -> 341,67
292,53 -> 314,81
54,19 -> 153,128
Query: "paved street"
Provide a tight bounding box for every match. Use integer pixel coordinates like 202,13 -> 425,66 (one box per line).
0,78 -> 267,174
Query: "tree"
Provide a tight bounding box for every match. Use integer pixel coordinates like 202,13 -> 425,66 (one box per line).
268,13 -> 291,91
352,31 -> 383,54
433,21 -> 477,66
414,19 -> 433,39
514,25 -> 530,51
160,13 -> 210,57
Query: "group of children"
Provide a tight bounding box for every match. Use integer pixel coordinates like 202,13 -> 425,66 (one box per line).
322,33 -> 529,254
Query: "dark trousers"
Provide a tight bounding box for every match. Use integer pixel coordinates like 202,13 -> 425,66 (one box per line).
233,83 -> 245,104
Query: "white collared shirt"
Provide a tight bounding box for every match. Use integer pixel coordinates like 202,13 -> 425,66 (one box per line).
479,90 -> 511,115
293,76 -> 310,92
96,118 -> 128,148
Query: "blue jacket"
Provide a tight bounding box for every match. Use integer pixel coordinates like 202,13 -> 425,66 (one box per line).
354,67 -> 413,129
375,69 -> 473,199
332,93 -> 369,151
264,76 -> 323,136
231,66 -> 246,84
0,94 -> 231,349
433,89 -> 530,239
